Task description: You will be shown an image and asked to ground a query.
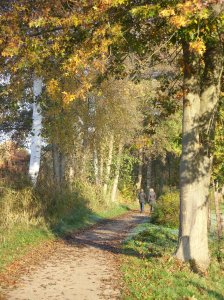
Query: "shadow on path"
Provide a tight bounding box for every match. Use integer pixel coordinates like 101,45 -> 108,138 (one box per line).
64,213 -> 149,256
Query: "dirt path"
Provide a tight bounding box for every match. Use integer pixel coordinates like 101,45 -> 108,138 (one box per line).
2,211 -> 148,300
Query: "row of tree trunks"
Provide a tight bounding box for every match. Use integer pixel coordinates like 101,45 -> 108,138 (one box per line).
28,80 -> 123,202
90,138 -> 123,203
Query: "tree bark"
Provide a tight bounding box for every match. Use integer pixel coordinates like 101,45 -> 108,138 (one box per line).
175,41 -> 223,272
208,194 -> 211,233
99,151 -> 104,185
103,134 -> 114,196
93,147 -> 99,185
146,156 -> 152,190
214,189 -> 223,240
52,143 -> 65,186
67,153 -> 76,185
29,77 -> 43,185
136,148 -> 143,190
111,142 -> 123,203
146,156 -> 152,201
167,153 -> 171,191
52,143 -> 61,185
68,164 -> 75,184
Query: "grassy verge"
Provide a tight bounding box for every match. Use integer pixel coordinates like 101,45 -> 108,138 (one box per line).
0,226 -> 54,271
0,202 -> 133,272
121,223 -> 224,300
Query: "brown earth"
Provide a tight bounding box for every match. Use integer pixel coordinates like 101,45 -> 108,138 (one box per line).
0,211 -> 148,300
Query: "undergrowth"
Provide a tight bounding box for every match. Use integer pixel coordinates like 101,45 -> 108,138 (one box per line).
151,191 -> 179,228
121,223 -> 224,300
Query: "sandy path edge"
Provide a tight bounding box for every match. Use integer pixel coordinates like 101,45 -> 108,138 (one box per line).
1,211 -> 148,300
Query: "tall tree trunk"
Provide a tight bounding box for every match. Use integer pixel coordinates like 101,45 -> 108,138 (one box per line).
111,142 -> 123,203
52,143 -> 61,185
167,153 -> 171,191
93,147 -> 99,185
146,156 -> 152,201
68,164 -> 75,184
59,151 -> 65,184
214,189 -> 223,240
103,134 -> 114,196
52,143 -> 65,186
67,153 -> 76,185
146,156 -> 152,190
80,135 -> 88,178
176,41 -> 223,272
29,77 -> 43,185
208,194 -> 211,233
136,148 -> 143,190
99,151 -> 104,185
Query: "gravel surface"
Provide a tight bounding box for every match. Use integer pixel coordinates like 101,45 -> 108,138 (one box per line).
2,211 -> 148,300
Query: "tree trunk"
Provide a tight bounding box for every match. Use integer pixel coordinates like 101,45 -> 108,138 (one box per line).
208,194 -> 211,233
29,77 -> 43,185
136,148 -> 143,190
59,151 -> 65,184
52,143 -> 65,186
214,189 -> 223,240
68,164 -> 75,184
103,134 -> 114,196
93,147 -> 99,185
80,139 -> 87,178
99,151 -> 104,185
146,156 -> 152,190
167,153 -> 171,191
176,41 -> 223,272
111,142 -> 123,203
146,156 -> 152,201
52,143 -> 61,185
176,75 -> 210,272
67,152 -> 76,185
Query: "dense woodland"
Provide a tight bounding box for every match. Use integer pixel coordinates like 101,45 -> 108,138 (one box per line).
0,0 -> 224,284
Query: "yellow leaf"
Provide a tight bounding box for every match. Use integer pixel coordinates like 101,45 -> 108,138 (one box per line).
189,38 -> 206,56
160,8 -> 175,17
170,15 -> 189,28
62,91 -> 75,104
47,79 -> 60,99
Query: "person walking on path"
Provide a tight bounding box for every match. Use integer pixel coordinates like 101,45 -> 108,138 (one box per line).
148,188 -> 156,214
138,188 -> 146,213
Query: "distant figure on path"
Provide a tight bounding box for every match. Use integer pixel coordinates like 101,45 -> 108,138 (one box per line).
148,188 -> 156,214
138,188 -> 146,213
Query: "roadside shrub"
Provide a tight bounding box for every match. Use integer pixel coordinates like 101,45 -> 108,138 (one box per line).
0,187 -> 44,229
0,178 -> 129,232
151,191 -> 179,228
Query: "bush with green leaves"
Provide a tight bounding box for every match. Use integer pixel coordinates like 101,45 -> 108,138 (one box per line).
151,191 -> 179,228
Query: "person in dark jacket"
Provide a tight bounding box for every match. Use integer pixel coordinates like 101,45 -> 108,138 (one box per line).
138,188 -> 146,213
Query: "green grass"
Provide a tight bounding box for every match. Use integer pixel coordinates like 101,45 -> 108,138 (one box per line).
0,226 -> 54,271
0,203 -> 132,272
121,223 -> 224,300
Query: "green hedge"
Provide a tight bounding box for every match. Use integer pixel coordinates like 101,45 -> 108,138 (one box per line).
151,191 -> 180,228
